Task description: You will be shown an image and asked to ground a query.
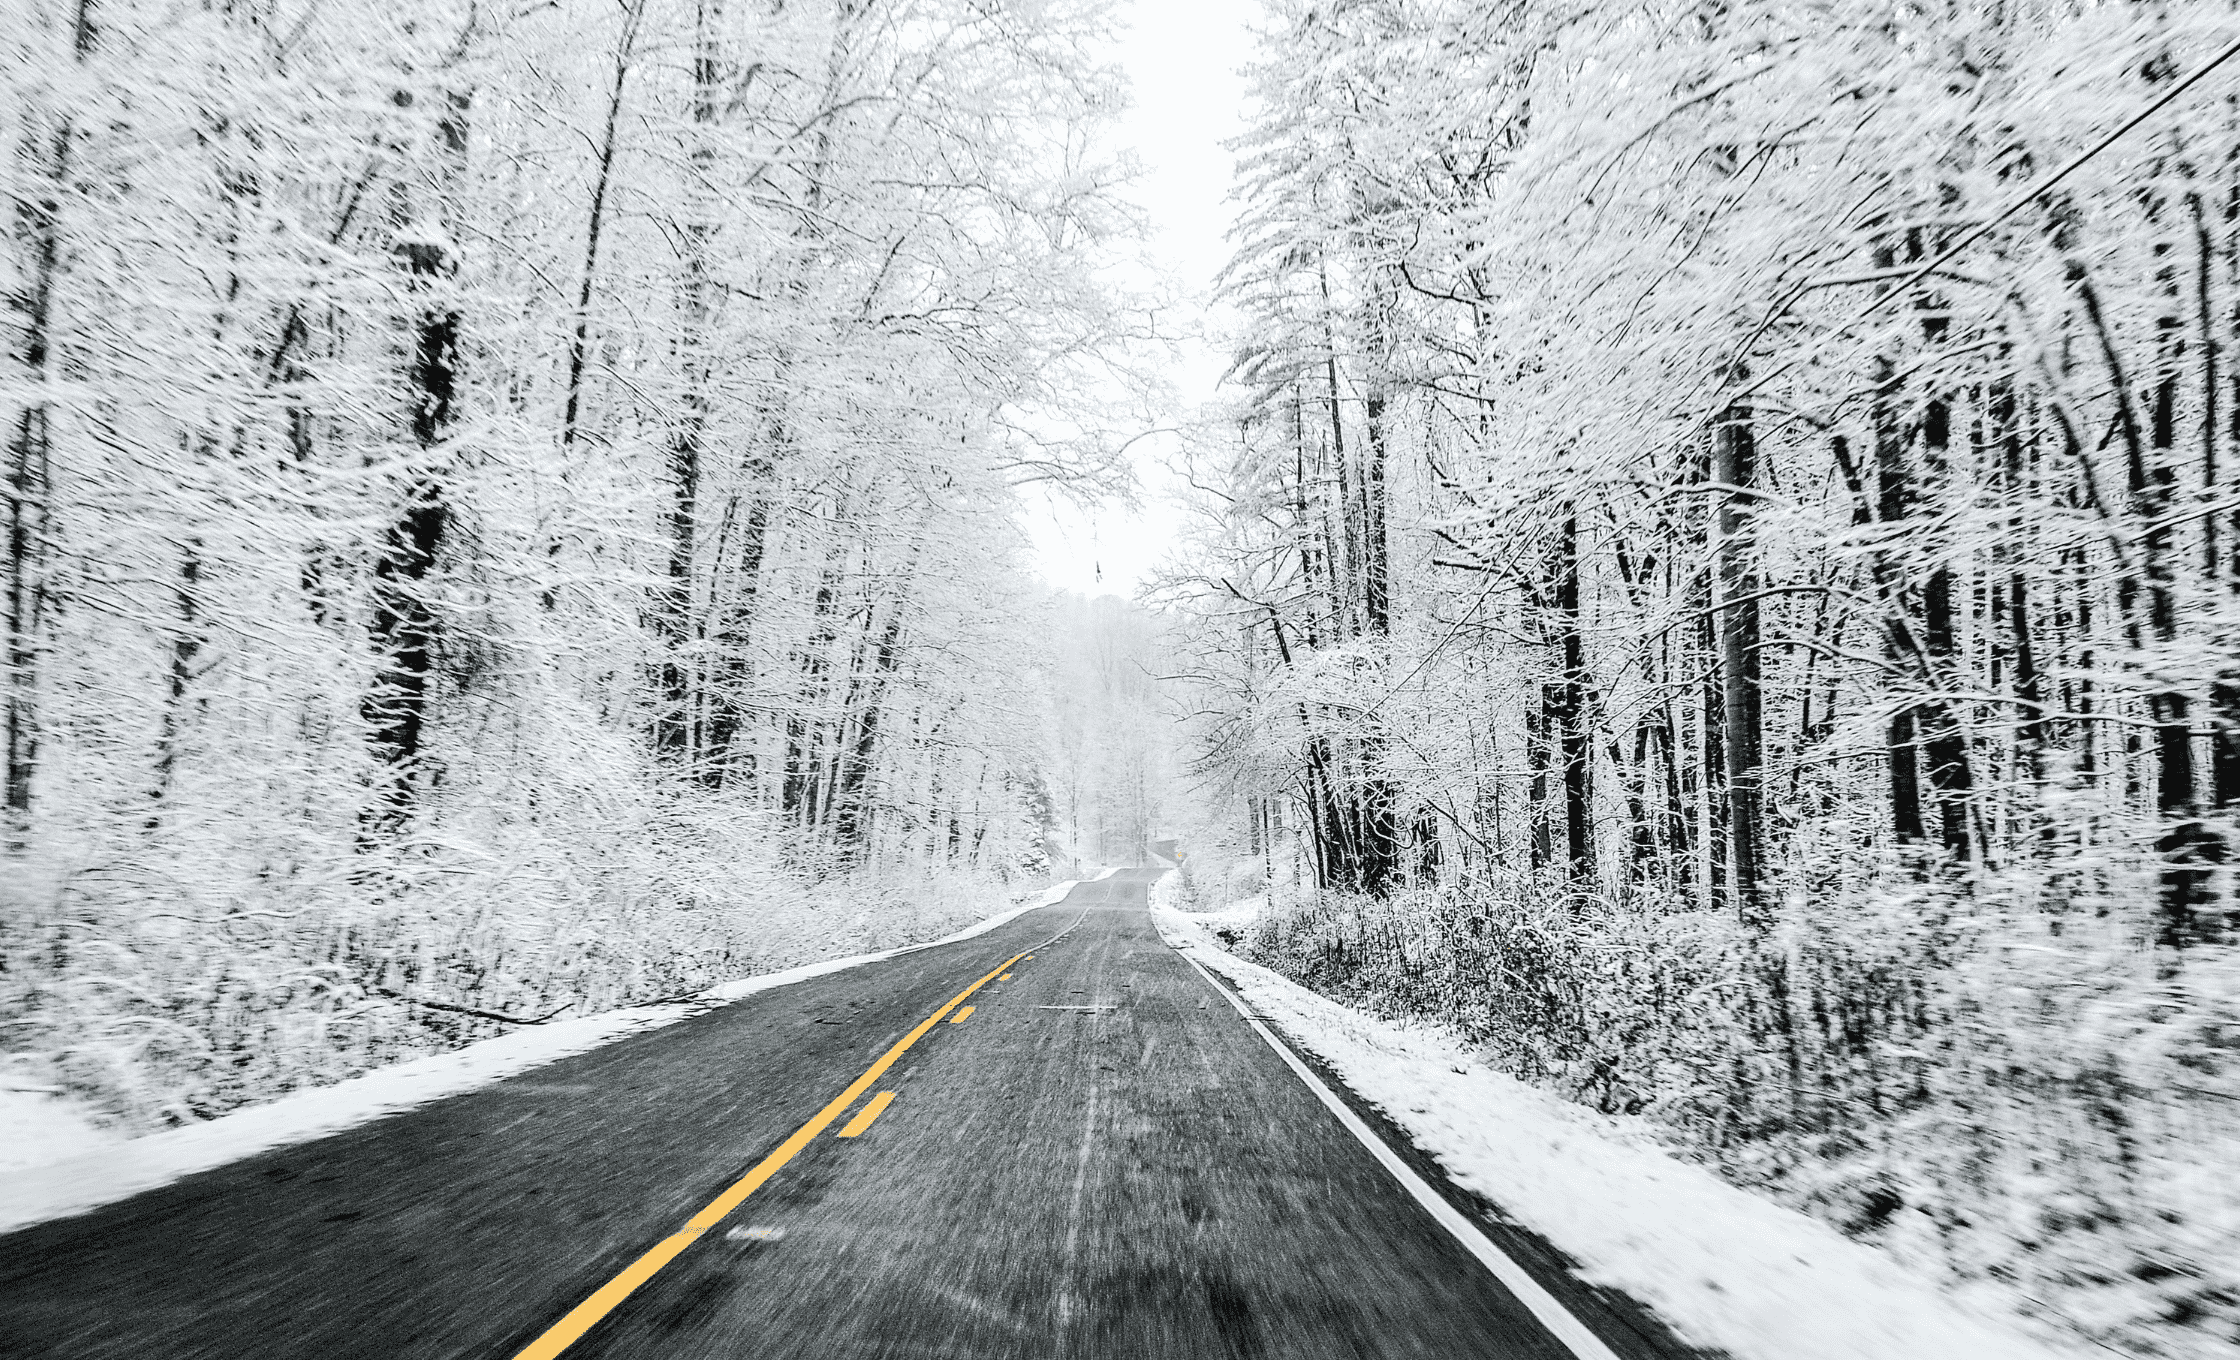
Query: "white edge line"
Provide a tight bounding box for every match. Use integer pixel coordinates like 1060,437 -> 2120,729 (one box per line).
1173,943 -> 1625,1360
1,878 -> 1087,1236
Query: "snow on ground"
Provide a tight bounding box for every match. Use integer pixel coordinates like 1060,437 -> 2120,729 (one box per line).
0,877 -> 1085,1236
1186,891 -> 1265,933
1150,880 -> 2086,1360
0,1086 -> 122,1178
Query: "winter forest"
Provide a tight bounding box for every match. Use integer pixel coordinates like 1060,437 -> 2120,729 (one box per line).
1156,1 -> 2240,1355
10,0 -> 2240,1354
2,0 -> 1165,1117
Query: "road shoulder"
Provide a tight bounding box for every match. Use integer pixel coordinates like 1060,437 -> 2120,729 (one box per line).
1152,897 -> 2083,1360
0,880 -> 1084,1237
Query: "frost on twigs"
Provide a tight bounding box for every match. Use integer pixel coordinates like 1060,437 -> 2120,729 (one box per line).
0,0 -> 1144,1179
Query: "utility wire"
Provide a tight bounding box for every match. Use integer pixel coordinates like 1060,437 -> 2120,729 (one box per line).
1292,34 -> 2240,762
1717,30 -> 2240,413
1353,35 -> 2240,731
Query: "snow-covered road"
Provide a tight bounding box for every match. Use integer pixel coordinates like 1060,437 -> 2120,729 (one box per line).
0,870 -> 1675,1360
1,868 -> 2075,1360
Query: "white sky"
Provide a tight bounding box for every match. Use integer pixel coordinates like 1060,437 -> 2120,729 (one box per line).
1020,0 -> 1258,599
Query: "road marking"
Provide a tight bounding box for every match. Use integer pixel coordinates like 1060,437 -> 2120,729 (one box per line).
999,972 -> 1012,980
949,1005 -> 974,1023
508,943 -> 1043,1360
1174,947 -> 1624,1360
837,1091 -> 897,1137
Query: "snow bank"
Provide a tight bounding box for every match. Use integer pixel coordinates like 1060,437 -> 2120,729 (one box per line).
0,878 -> 1084,1237
1152,892 -> 2084,1360
0,997 -> 705,1235
0,1087 -> 122,1178
1189,891 -> 1266,932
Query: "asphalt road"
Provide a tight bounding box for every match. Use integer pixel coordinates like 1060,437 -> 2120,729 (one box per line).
0,868 -> 1707,1360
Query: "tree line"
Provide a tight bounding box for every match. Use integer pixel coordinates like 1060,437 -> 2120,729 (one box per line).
1174,0 -> 2240,942
1160,3 -> 2240,1351
2,0 -> 1147,1121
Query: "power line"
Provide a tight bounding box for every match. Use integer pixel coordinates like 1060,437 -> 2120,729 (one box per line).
1362,33 -> 2240,725
1718,31 -> 2240,413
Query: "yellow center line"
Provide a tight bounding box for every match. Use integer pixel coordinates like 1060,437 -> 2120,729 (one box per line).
836,1091 -> 897,1137
949,1005 -> 974,1024
998,972 -> 1012,980
508,945 -> 1032,1360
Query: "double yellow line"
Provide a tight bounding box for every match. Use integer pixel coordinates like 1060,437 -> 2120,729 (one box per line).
510,943 -> 1038,1360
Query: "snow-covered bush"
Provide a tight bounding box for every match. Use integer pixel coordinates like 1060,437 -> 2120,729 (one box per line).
1240,877 -> 2240,1358
0,0 -> 1131,1137
0,787 -> 1031,1130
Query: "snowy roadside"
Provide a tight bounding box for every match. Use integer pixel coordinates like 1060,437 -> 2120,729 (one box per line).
1150,880 -> 2085,1360
0,877 -> 1085,1237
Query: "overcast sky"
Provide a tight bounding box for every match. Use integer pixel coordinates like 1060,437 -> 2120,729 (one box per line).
1021,0 -> 1257,599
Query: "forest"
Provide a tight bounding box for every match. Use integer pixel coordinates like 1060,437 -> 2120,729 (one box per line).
12,0 -> 2240,1353
1157,2 -> 2240,1356
0,0 -> 1166,1127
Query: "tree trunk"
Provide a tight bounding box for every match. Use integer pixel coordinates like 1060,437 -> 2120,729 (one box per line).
655,0 -> 724,771
832,597 -> 907,856
147,540 -> 204,826
1529,680 -> 1555,874
2137,218 -> 2216,943
1714,399 -> 1764,924
1919,560 -> 1973,858
4,0 -> 90,850
362,86 -> 466,832
1360,290 -> 1392,638
558,0 -> 644,454
1907,399 -> 1970,864
1696,595 -> 1727,902
1990,382 -> 2049,794
1551,514 -> 1593,885
1317,258 -> 1357,640
1866,360 -> 1938,853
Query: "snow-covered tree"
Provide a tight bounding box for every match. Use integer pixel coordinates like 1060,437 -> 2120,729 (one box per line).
0,0 -> 1152,1124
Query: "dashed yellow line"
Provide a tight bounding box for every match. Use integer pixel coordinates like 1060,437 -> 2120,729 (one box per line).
837,1091 -> 897,1136
507,946 -> 1030,1360
949,1005 -> 975,1024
